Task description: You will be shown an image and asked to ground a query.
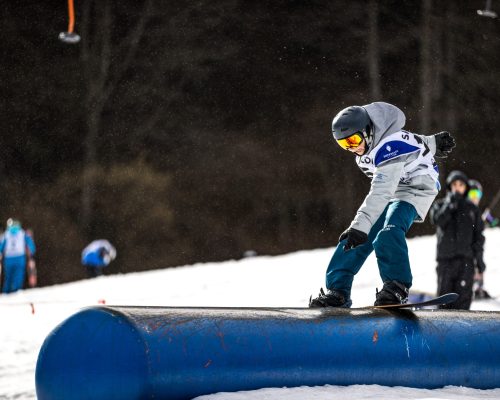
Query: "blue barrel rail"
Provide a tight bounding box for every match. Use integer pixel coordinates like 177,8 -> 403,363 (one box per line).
36,306 -> 500,400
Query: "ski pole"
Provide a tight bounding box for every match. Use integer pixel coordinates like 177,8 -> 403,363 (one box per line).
482,186 -> 500,223
486,186 -> 500,210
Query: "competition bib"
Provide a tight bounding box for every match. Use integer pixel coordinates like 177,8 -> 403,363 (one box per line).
3,231 -> 26,257
356,131 -> 439,187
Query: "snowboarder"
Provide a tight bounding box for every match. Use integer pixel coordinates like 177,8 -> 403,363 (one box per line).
310,102 -> 455,307
429,172 -> 485,309
81,239 -> 116,278
0,219 -> 36,294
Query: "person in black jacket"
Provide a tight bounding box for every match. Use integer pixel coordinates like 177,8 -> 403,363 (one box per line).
467,179 -> 491,299
430,170 -> 485,309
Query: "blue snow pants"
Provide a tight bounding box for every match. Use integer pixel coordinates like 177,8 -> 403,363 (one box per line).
325,200 -> 418,300
2,255 -> 27,294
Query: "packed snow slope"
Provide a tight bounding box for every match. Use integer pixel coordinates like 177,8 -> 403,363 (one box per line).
2,230 -> 500,399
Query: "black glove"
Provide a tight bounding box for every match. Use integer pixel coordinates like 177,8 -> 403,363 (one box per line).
434,131 -> 456,158
446,191 -> 463,211
339,228 -> 368,251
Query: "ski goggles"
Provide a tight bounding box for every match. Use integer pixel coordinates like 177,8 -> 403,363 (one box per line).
336,132 -> 364,150
468,189 -> 483,201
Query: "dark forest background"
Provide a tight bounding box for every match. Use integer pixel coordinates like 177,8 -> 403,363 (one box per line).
0,1 -> 499,286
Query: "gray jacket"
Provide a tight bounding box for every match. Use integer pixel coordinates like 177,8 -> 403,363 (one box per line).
349,102 -> 440,234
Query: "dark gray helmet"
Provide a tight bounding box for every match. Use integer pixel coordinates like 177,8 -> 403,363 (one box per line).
331,106 -> 371,140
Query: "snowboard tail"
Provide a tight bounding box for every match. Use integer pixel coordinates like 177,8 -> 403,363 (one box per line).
373,292 -> 459,309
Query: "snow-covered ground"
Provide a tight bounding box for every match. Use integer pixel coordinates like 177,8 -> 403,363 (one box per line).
2,230 -> 500,399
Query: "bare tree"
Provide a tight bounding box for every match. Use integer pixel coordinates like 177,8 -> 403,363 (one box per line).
77,0 -> 153,235
367,0 -> 381,101
444,3 -> 457,133
420,0 -> 432,134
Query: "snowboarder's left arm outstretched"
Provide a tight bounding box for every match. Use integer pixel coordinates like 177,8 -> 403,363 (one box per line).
416,131 -> 455,158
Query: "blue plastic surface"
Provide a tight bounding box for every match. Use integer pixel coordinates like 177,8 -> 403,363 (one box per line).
36,306 -> 500,399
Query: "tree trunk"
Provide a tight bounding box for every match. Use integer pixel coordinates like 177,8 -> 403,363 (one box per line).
81,109 -> 100,235
420,0 -> 432,134
79,0 -> 111,235
444,4 -> 457,133
78,0 -> 152,236
367,0 -> 381,101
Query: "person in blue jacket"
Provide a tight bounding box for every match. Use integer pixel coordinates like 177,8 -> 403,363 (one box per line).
81,239 -> 116,278
0,218 -> 36,294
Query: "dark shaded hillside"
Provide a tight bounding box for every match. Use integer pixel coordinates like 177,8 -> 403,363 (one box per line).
0,1 -> 499,285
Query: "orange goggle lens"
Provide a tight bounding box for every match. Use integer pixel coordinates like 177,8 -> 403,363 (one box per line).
336,132 -> 363,150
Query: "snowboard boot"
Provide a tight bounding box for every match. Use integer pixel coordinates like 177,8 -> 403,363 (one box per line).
309,288 -> 352,308
474,287 -> 492,299
374,280 -> 409,306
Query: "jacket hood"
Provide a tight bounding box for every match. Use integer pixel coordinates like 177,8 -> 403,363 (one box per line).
362,102 -> 406,148
446,170 -> 469,191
